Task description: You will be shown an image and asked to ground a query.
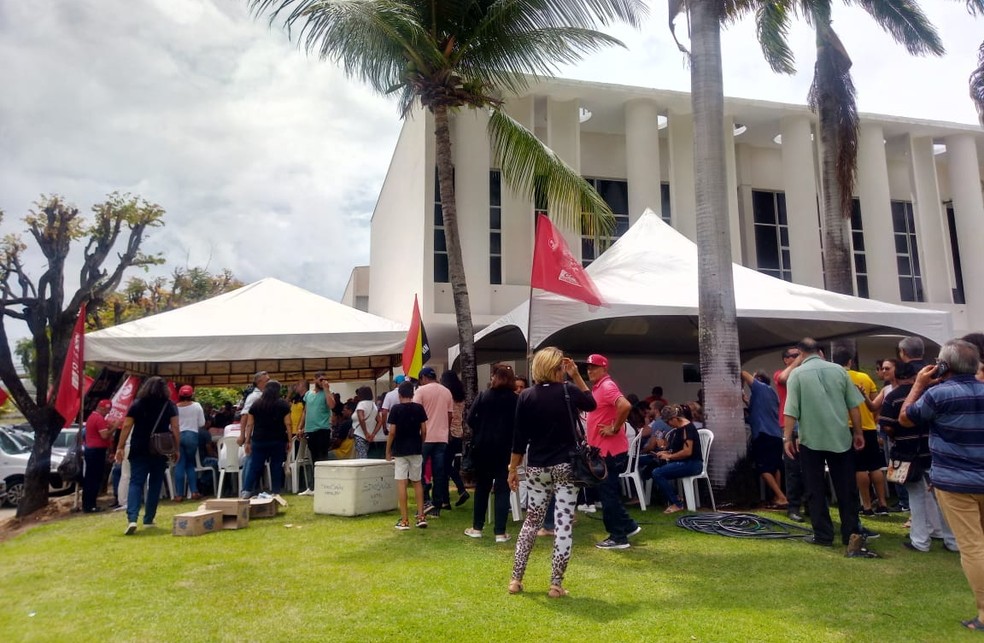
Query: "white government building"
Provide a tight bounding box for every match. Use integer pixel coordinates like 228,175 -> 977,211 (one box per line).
344,77 -> 984,399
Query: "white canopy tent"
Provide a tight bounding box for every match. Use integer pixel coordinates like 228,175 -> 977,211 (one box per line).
87,278 -> 408,386
450,210 -> 953,365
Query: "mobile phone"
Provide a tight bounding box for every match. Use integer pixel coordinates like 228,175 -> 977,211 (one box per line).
933,359 -> 950,378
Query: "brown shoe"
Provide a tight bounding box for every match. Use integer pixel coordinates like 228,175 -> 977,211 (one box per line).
173,496 -> 184,503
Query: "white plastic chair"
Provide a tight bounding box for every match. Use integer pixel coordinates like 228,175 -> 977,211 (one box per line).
619,430 -> 651,511
217,436 -> 242,499
679,429 -> 716,512
289,437 -> 313,493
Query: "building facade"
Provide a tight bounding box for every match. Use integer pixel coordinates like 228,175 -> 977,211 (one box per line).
357,77 -> 984,384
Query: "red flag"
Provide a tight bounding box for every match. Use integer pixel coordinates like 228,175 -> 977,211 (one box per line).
401,295 -> 431,378
54,304 -> 86,426
0,388 -> 8,407
106,376 -> 141,425
530,214 -> 605,306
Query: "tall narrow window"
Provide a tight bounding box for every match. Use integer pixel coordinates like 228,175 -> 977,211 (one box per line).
581,178 -> 629,267
891,200 -> 924,302
489,170 -> 502,285
433,168 -> 449,283
660,182 -> 672,225
850,199 -> 868,298
946,204 -> 966,305
752,190 -> 792,281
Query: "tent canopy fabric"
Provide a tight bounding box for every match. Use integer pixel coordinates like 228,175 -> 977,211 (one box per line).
450,210 -> 953,365
86,278 -> 408,386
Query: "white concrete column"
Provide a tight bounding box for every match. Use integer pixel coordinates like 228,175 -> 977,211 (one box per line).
946,134 -> 984,326
452,109 -> 491,313
668,111 -> 696,241
501,96 -> 534,286
546,97 -> 582,256
625,99 -> 662,224
908,135 -> 951,304
723,116 -> 742,261
856,123 -> 898,301
735,143 -> 756,266
780,116 -> 824,288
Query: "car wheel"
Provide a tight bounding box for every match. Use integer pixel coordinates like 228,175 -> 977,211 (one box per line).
48,472 -> 75,497
4,476 -> 25,508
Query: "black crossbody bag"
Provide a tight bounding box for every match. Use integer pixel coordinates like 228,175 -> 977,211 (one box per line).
563,383 -> 606,487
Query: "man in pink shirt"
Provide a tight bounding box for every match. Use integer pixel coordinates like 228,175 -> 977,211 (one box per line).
413,366 -> 453,517
585,354 -> 640,550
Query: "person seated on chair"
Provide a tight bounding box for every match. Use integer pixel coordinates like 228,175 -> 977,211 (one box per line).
650,404 -> 704,514
322,401 -> 356,460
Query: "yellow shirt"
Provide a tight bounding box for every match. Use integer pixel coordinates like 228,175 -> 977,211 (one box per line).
289,400 -> 304,436
847,370 -> 877,430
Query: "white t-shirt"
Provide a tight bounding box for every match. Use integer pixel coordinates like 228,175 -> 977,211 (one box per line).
242,389 -> 262,414
381,388 -> 401,412
177,402 -> 206,433
355,400 -> 381,442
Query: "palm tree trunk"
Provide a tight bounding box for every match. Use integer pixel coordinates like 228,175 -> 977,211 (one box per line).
690,0 -> 745,496
432,104 -> 479,406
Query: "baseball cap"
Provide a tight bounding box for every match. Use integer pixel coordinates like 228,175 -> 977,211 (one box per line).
394,375 -> 406,385
585,354 -> 609,368
178,384 -> 194,397
97,399 -> 112,410
418,366 -> 437,379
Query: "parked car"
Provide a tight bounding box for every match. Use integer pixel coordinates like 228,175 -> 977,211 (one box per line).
0,426 -> 72,507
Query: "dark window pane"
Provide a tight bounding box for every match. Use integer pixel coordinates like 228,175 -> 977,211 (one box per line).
899,278 -> 914,302
852,231 -> 865,250
489,171 -> 501,207
904,204 -> 915,230
910,237 -> 921,272
851,199 -> 863,229
755,226 -> 780,270
854,255 -> 867,274
596,180 -> 629,215
490,256 -> 501,285
581,238 -> 596,261
914,278 -> 924,302
781,249 -> 791,269
897,255 -> 911,277
780,226 -> 789,247
489,207 -> 501,230
661,183 -> 672,222
782,269 -> 793,282
857,276 -> 869,298
490,233 -> 501,255
615,215 -> 630,236
891,202 -> 906,232
434,254 -> 449,283
777,193 -> 788,226
752,191 -> 776,224
434,229 -> 446,252
894,234 -> 909,254
434,203 -> 444,227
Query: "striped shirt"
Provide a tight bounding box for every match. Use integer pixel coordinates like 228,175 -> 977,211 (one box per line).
907,374 -> 984,494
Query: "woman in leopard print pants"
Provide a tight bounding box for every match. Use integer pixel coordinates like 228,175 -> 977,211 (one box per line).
508,347 -> 596,598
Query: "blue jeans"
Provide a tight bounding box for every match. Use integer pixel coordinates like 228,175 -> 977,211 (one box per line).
422,442 -> 448,507
598,452 -> 638,542
651,459 -> 703,507
242,440 -> 286,496
127,455 -> 167,524
172,431 -> 199,497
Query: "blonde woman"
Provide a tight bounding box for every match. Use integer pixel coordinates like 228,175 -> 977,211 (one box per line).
508,347 -> 595,598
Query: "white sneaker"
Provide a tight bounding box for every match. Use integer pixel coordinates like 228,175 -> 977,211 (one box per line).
577,504 -> 597,513
495,534 -> 511,543
463,528 -> 483,538
124,522 -> 137,536
298,489 -> 314,496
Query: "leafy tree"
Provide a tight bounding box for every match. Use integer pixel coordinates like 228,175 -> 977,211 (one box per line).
0,193 -> 164,517
754,0 -> 943,304
247,0 -> 645,404
965,1 -> 984,124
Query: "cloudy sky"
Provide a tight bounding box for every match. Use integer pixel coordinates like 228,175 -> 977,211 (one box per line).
1,0 -> 981,334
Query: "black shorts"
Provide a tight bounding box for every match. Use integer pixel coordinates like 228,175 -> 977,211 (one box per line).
855,431 -> 886,472
751,434 -> 783,475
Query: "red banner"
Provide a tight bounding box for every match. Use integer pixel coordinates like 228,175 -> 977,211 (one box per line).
106,376 -> 141,426
530,214 -> 605,306
54,304 -> 86,427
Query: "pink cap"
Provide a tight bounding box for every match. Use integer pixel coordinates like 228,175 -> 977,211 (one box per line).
96,399 -> 112,410
178,385 -> 194,397
585,354 -> 609,368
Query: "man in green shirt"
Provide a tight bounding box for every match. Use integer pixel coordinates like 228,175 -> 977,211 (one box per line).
783,338 -> 866,547
300,371 -> 337,464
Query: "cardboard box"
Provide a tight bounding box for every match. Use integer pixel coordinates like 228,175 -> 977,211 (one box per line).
204,498 -> 250,530
172,509 -> 223,537
249,497 -> 279,519
314,459 -> 397,516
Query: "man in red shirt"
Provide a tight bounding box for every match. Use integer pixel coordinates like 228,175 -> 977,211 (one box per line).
585,354 -> 640,550
83,399 -> 117,513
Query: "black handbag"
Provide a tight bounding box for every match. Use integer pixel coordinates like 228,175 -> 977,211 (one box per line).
563,383 -> 606,487
148,402 -> 177,458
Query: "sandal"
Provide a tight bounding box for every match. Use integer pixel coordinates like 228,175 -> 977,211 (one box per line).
536,528 -> 555,537
548,585 -> 569,598
962,617 -> 984,632
664,504 -> 684,514
508,579 -> 523,595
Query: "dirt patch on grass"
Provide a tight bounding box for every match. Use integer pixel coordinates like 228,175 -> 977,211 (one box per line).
0,497 -> 78,543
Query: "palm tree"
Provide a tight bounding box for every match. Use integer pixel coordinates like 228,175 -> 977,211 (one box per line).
964,1 -> 984,124
754,1 -> 943,300
248,0 -> 644,404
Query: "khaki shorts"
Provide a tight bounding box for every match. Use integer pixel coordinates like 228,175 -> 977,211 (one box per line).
394,455 -> 423,481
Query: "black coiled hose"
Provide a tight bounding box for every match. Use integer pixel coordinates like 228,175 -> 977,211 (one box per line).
675,512 -> 814,539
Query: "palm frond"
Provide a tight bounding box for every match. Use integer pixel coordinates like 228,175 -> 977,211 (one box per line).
965,0 -> 984,17
972,40 -> 984,126
487,109 -> 614,236
848,0 -> 945,56
756,1 -> 796,74
809,22 -> 858,219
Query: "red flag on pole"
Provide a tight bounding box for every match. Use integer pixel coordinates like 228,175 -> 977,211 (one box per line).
401,295 -> 431,378
530,214 -> 605,306
54,303 -> 86,427
106,375 -> 141,426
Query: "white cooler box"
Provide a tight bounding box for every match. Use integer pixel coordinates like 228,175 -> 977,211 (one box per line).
314,459 -> 397,516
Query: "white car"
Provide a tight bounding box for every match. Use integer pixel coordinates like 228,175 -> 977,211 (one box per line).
0,426 -> 71,508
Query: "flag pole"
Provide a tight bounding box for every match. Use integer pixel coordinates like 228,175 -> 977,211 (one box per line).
526,216 -> 541,376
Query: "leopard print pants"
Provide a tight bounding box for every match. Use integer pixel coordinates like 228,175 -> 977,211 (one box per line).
511,463 -> 578,587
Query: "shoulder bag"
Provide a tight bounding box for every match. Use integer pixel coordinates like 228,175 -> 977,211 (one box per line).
149,402 -> 177,458
887,440 -> 924,485
563,383 -> 607,487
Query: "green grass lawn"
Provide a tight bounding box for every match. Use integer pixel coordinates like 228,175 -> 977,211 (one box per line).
0,495 -> 975,642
